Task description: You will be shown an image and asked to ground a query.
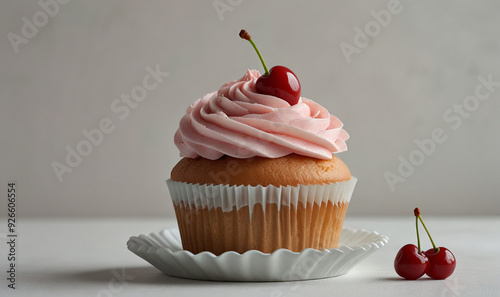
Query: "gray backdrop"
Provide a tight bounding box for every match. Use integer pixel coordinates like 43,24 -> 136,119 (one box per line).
1,0 -> 499,217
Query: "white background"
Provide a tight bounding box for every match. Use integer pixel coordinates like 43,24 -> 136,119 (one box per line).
1,0 -> 499,217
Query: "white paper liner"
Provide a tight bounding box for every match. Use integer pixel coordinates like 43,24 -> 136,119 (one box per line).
166,177 -> 357,218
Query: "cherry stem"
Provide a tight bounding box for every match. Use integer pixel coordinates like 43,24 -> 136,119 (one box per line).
415,215 -> 422,253
415,207 -> 439,253
239,30 -> 270,76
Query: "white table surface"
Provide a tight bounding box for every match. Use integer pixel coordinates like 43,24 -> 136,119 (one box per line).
1,216 -> 499,297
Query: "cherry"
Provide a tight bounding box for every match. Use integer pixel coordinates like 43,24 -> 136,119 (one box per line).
256,66 -> 301,105
239,30 -> 301,105
424,247 -> 456,280
394,244 -> 429,280
416,208 -> 456,280
394,208 -> 428,280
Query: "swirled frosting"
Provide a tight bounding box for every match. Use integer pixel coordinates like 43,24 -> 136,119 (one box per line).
174,70 -> 348,160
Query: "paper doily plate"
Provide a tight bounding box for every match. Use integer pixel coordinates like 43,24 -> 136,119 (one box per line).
127,228 -> 388,281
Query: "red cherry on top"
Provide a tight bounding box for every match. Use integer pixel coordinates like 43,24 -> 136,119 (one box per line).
256,66 -> 301,105
240,30 -> 301,105
394,244 -> 429,280
424,247 -> 456,280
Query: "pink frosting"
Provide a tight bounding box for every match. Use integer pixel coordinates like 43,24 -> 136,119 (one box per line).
174,70 -> 349,160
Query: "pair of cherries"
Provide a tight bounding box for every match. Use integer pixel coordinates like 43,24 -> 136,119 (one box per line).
394,208 -> 456,280
239,30 -> 301,105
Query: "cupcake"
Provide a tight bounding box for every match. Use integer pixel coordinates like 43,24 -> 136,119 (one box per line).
166,31 -> 356,255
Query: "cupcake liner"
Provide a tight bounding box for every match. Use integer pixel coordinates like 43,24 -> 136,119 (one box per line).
166,177 -> 357,218
166,178 -> 357,254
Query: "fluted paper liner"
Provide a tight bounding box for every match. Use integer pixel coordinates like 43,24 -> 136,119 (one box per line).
166,177 -> 357,255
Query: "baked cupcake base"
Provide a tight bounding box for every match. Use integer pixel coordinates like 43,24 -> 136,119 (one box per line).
170,154 -> 352,187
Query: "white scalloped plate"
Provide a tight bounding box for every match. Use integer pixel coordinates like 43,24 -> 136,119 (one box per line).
127,228 -> 388,282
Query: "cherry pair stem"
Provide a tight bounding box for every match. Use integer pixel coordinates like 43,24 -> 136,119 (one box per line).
414,208 -> 439,253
